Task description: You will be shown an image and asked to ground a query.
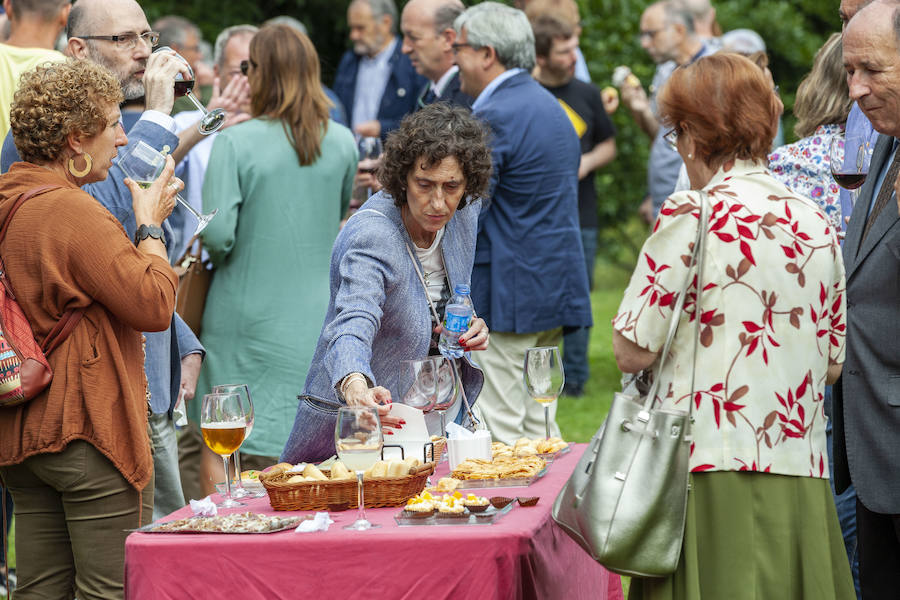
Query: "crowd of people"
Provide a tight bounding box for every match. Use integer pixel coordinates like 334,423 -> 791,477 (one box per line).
0,0 -> 896,598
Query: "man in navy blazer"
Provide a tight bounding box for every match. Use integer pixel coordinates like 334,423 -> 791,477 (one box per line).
334,0 -> 425,138
454,3 -> 591,444
834,4 -> 900,597
401,0 -> 473,109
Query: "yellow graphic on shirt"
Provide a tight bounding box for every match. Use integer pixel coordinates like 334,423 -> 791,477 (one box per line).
558,99 -> 586,138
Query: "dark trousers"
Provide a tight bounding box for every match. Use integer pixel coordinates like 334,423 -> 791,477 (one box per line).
856,499 -> 900,599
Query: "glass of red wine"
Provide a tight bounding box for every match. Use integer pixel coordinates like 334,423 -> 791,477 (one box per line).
155,46 -> 225,135
829,132 -> 871,208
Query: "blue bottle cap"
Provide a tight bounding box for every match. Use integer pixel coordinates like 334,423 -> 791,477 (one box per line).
454,283 -> 470,295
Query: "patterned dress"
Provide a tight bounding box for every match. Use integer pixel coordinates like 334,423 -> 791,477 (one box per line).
769,123 -> 844,235
614,159 -> 846,478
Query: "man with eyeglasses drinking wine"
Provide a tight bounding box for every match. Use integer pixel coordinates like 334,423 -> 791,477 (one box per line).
0,0 -> 209,531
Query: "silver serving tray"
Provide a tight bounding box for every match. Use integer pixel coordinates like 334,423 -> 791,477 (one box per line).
134,514 -> 309,534
394,501 -> 515,526
452,463 -> 549,489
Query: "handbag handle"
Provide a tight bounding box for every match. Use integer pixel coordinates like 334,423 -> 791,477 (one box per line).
641,192 -> 709,417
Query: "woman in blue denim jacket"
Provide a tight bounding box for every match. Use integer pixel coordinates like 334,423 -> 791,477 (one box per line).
282,104 -> 494,463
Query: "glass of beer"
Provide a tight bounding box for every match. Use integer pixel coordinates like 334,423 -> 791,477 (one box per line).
212,384 -> 263,498
201,392 -> 246,507
335,406 -> 383,530
523,346 -> 565,439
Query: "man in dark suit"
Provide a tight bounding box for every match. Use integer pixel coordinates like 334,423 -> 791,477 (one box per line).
454,2 -> 591,444
400,0 -> 473,109
333,0 -> 425,138
835,3 -> 900,596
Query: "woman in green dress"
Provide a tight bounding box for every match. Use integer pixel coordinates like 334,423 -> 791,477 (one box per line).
195,24 -> 357,476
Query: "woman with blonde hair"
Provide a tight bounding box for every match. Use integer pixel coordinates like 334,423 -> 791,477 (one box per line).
770,33 -> 852,235
195,24 -> 357,485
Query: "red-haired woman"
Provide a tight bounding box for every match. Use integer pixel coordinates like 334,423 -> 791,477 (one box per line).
613,54 -> 854,598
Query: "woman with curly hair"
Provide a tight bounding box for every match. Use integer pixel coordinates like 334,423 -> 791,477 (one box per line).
282,102 -> 493,462
0,59 -> 180,598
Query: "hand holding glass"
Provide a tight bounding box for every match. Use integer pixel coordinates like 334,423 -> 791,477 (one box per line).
201,392 -> 246,508
336,406 -> 384,530
117,140 -> 218,235
155,46 -> 225,134
523,346 -> 565,439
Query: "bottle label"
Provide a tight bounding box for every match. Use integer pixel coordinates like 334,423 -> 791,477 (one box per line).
444,307 -> 471,334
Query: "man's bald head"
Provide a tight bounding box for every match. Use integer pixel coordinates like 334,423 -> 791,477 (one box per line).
840,0 -> 874,31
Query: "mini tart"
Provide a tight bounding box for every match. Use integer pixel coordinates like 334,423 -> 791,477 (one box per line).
404,497 -> 435,516
436,498 -> 467,517
490,496 -> 514,509
517,496 -> 539,507
464,494 -> 490,512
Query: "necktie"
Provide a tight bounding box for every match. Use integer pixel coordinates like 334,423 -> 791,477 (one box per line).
861,146 -> 900,243
421,87 -> 437,106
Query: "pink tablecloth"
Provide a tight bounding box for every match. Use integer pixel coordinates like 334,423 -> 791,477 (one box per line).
125,444 -> 623,600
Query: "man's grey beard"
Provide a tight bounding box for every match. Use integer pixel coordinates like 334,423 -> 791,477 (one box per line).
86,42 -> 145,100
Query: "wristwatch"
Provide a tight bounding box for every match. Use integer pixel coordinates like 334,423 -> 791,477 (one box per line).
134,224 -> 165,245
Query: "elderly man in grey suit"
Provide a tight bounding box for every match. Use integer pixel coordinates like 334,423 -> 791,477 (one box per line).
835,3 -> 900,597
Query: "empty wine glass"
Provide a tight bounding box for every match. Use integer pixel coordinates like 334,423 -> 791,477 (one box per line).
335,406 -> 384,531
212,384 -> 264,498
117,140 -> 218,235
829,131 -> 872,212
399,357 -> 438,413
431,355 -> 459,439
201,392 -> 246,508
523,346 -> 565,440
155,46 -> 225,134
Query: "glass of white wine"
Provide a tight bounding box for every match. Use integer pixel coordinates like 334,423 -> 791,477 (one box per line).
335,405 -> 383,531
201,392 -> 246,508
523,346 -> 565,439
117,140 -> 218,235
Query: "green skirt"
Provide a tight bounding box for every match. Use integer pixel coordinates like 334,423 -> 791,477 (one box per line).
629,471 -> 855,600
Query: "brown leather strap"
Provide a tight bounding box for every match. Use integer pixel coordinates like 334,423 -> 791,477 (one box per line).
1,185 -> 81,355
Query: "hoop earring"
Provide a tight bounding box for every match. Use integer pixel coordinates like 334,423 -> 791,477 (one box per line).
67,153 -> 93,178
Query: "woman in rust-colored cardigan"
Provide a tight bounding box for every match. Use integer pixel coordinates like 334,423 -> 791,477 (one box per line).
0,60 -> 181,599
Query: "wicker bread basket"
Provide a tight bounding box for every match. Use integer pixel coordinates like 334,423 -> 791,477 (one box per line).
260,462 -> 435,511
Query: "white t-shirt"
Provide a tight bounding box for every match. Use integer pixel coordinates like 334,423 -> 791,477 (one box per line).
415,227 -> 448,306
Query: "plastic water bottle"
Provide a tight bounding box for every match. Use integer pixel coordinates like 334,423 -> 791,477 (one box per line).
439,284 -> 474,359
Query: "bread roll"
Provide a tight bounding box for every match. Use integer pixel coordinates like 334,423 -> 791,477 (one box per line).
365,460 -> 388,478
267,462 -> 294,475
330,461 -> 352,480
402,456 -> 421,469
303,463 -> 328,481
286,475 -> 307,484
387,460 -> 409,478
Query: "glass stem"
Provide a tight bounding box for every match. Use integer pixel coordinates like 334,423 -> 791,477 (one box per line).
233,449 -> 245,491
544,405 -> 551,440
185,90 -> 209,116
174,192 -> 203,220
355,471 -> 366,522
222,455 -> 232,500
439,411 -> 446,438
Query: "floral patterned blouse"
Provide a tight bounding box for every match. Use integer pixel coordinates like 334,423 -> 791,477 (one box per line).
769,124 -> 844,235
613,160 -> 846,478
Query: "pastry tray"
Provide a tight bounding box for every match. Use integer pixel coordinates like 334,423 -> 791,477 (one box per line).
538,443 -> 571,460
134,513 -> 310,534
453,464 -> 549,489
394,501 -> 515,526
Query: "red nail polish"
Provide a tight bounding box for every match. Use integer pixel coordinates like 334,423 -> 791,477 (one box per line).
386,431 -> 394,435
400,420 -> 407,425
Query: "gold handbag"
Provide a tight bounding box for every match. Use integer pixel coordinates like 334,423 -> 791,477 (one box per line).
552,193 -> 708,577
173,236 -> 212,335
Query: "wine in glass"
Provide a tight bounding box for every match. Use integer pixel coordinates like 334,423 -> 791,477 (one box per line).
155,46 -> 225,134
335,406 -> 384,531
829,132 -> 872,210
117,139 -> 218,235
212,384 -> 264,498
201,392 -> 246,508
356,136 -> 383,201
523,346 -> 565,440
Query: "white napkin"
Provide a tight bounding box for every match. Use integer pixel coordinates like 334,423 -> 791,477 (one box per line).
189,496 -> 217,517
295,512 -> 334,533
288,462 -> 308,473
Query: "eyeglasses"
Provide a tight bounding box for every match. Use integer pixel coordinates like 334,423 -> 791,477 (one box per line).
451,42 -> 480,54
239,59 -> 257,76
77,31 -> 159,51
663,128 -> 678,150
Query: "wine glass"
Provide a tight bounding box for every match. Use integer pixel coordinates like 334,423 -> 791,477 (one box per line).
356,136 -> 383,201
201,392 -> 246,508
523,346 -> 565,440
335,406 -> 384,531
155,46 -> 225,134
212,384 -> 264,498
431,355 -> 459,439
117,140 -> 218,235
399,357 -> 438,413
829,132 -> 872,212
